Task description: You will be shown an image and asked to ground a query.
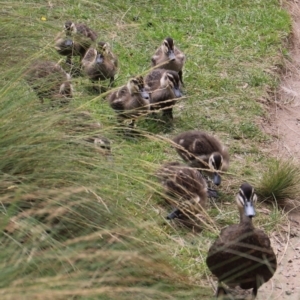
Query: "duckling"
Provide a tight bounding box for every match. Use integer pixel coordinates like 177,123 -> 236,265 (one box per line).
55,21 -> 98,65
157,162 -> 208,220
108,76 -> 150,128
151,37 -> 185,85
145,68 -> 182,120
206,183 -> 277,299
81,42 -> 118,86
25,60 -> 73,104
172,130 -> 229,186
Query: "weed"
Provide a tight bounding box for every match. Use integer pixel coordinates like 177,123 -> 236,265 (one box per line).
256,159 -> 300,207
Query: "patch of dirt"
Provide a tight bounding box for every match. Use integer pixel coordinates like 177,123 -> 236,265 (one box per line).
258,1 -> 300,299
263,3 -> 300,160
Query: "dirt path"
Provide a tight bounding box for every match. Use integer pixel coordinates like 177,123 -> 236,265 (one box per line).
257,2 -> 300,299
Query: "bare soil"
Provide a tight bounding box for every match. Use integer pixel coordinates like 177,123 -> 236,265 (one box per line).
257,1 -> 300,299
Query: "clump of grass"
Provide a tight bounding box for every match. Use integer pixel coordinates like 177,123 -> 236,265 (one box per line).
256,159 -> 300,207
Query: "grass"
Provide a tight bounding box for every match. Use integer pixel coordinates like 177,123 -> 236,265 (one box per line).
256,159 -> 300,208
0,0 -> 294,299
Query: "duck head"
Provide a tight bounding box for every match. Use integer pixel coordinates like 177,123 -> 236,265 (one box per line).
127,76 -> 150,100
208,152 -> 224,186
160,71 -> 182,98
64,21 -> 76,35
236,183 -> 257,218
163,37 -> 176,61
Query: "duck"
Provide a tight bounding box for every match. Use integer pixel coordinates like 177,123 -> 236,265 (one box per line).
157,162 -> 208,220
151,37 -> 185,85
81,42 -> 118,86
172,130 -> 229,186
206,183 -> 277,299
145,68 -> 182,121
25,60 -> 73,104
108,76 -> 150,128
55,21 -> 98,65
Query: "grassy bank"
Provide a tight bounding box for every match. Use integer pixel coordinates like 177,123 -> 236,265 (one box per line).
0,0 -> 291,299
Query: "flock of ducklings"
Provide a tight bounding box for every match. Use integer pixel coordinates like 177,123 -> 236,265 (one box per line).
25,21 -> 277,299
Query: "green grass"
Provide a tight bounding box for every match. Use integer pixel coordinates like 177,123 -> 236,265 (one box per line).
0,0 -> 293,299
256,159 -> 300,207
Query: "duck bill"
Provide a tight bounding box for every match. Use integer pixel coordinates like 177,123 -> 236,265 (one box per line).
96,54 -> 103,64
65,39 -> 73,47
244,202 -> 256,218
141,89 -> 150,100
167,208 -> 181,220
173,87 -> 182,98
213,172 -> 221,186
168,50 -> 176,61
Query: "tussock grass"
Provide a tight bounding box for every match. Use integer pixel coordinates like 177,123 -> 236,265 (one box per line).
0,0 -> 294,299
256,159 -> 300,207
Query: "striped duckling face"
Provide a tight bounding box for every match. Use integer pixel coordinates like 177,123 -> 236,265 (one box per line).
160,71 -> 182,98
64,21 -> 76,34
162,37 -> 176,61
236,183 -> 257,218
208,152 -> 224,186
97,42 -> 110,54
94,42 -> 110,64
127,76 -> 150,100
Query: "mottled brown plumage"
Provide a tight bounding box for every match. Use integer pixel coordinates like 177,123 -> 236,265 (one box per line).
172,130 -> 229,185
145,68 -> 182,120
55,21 -> 98,64
151,37 -> 185,84
157,162 -> 208,219
206,183 -> 277,298
25,60 -> 73,103
108,76 -> 150,127
81,42 -> 118,85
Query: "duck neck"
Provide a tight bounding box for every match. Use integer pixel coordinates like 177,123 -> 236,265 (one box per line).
239,207 -> 254,227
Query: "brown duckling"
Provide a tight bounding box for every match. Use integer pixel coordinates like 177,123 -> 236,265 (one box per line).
157,162 -> 208,219
108,76 -> 150,128
55,21 -> 98,65
145,68 -> 182,120
81,42 -> 118,86
151,37 -> 186,85
172,130 -> 229,186
25,60 -> 73,104
206,183 -> 277,299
